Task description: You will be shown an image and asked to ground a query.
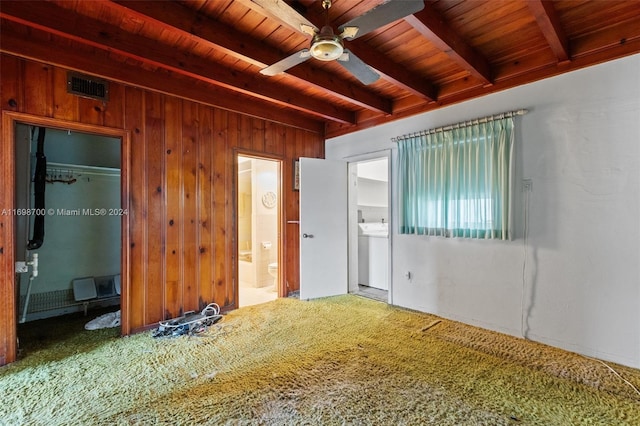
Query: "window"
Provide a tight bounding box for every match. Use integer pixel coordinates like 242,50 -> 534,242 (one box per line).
397,118 -> 514,240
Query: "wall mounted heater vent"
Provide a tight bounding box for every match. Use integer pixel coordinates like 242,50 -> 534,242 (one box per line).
67,72 -> 109,101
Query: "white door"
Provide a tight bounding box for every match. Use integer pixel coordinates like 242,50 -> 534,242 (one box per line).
299,157 -> 348,300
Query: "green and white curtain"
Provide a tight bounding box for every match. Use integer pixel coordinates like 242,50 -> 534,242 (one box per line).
397,117 -> 515,240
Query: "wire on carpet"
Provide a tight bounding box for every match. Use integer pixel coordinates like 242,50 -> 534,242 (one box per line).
585,356 -> 640,399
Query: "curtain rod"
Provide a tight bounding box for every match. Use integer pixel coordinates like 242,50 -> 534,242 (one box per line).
391,108 -> 528,143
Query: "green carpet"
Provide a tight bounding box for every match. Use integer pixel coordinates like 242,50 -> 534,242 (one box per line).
1,295 -> 639,425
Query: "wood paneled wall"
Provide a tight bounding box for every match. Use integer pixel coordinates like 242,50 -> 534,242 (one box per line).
0,55 -> 324,365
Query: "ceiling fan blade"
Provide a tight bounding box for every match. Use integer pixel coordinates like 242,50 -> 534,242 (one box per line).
338,0 -> 425,40
336,49 -> 380,85
260,49 -> 312,76
251,0 -> 318,35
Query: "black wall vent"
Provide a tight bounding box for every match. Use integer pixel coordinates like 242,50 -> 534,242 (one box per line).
66,72 -> 109,101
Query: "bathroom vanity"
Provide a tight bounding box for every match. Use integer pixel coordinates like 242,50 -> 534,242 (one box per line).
357,223 -> 388,290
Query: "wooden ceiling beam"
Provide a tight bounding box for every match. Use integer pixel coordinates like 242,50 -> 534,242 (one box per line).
0,1 -> 354,124
109,0 -> 392,114
527,0 -> 571,63
0,23 -> 325,134
244,0 -> 318,34
404,2 -> 492,85
326,35 -> 640,138
352,38 -> 438,102
349,38 -> 438,102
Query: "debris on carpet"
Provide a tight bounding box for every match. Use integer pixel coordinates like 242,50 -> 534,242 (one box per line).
152,303 -> 222,338
85,310 -> 121,330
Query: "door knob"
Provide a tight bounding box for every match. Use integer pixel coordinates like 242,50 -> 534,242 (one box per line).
302,233 -> 314,238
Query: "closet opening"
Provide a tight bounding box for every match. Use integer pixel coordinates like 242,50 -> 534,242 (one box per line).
2,112 -> 130,365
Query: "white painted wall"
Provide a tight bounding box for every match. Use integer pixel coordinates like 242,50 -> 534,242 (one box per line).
326,54 -> 640,368
254,159 -> 279,288
28,165 -> 121,294
45,128 -> 120,168
15,128 -> 121,299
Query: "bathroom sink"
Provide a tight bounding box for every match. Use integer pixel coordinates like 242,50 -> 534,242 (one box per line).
358,222 -> 388,236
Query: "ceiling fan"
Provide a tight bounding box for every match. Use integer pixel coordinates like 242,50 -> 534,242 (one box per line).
257,0 -> 425,85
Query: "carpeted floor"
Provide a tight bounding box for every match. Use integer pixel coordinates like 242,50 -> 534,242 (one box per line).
1,295 -> 639,425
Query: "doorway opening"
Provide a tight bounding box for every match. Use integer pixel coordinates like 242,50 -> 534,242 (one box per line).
237,154 -> 281,307
348,154 -> 390,303
14,123 -> 122,351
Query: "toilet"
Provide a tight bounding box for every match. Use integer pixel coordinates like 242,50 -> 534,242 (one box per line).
267,262 -> 278,291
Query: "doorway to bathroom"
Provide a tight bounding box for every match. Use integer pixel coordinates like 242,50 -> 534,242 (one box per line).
15,123 -> 122,324
237,154 -> 281,307
347,154 -> 390,303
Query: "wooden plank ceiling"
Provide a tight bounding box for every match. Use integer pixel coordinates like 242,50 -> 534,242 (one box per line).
1,0 -> 639,137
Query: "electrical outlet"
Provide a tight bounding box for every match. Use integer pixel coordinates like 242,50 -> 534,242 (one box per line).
522,179 -> 533,192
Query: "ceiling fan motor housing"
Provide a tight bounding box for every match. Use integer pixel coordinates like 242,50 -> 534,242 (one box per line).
310,25 -> 344,61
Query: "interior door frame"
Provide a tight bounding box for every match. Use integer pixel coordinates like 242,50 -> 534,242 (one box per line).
345,150 -> 392,303
1,111 -> 130,365
233,149 -> 284,305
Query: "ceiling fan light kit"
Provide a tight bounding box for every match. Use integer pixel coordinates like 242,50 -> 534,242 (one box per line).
310,26 -> 344,61
258,0 -> 425,85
